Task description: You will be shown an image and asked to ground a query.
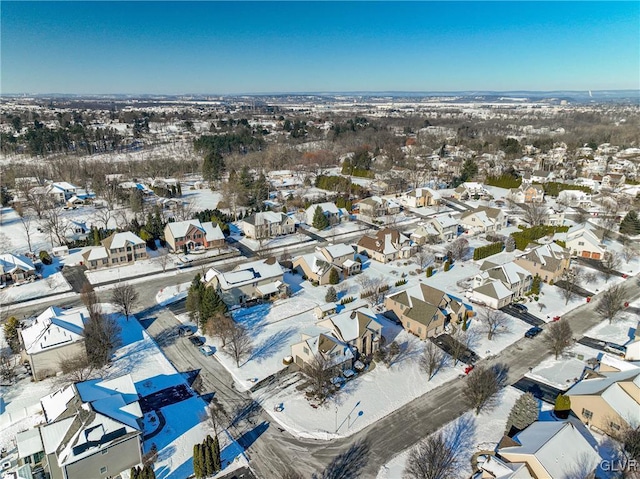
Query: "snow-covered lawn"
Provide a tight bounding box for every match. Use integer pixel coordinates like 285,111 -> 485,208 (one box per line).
310,221 -> 369,238
237,233 -> 312,252
584,306 -> 639,346
1,271 -> 71,304
525,343 -> 599,390
377,386 -> 523,478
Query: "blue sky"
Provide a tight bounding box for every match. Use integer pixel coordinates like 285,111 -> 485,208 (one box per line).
2,1 -> 639,94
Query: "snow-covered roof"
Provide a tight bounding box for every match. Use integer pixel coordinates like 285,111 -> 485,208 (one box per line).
323,243 -> 354,260
107,231 -> 145,248
0,253 -> 35,274
83,246 -> 109,261
473,279 -> 513,301
206,257 -> 283,290
601,383 -> 640,425
319,307 -> 381,343
165,219 -> 206,238
51,181 -> 77,191
41,385 -> 76,423
21,306 -> 88,355
16,428 -> 44,458
500,422 -> 600,479
202,222 -> 225,242
256,281 -> 281,296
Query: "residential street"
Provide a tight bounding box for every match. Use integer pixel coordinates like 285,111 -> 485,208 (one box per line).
6,262 -> 640,477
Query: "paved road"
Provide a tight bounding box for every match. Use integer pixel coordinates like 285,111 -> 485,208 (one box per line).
500,304 -> 545,327
7,256 -> 640,477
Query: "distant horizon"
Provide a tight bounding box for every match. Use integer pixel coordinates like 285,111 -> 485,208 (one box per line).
3,2 -> 638,94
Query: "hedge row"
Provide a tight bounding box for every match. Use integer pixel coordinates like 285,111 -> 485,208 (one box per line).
473,242 -> 504,261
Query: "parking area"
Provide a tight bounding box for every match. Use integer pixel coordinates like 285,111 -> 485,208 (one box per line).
500,304 -> 545,326
512,377 -> 566,404
431,334 -> 479,365
139,384 -> 194,413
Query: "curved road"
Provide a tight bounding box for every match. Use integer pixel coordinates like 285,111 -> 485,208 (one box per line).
7,265 -> 639,477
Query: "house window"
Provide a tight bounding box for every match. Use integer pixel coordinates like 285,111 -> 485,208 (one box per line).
582,408 -> 593,419
102,259 -> 108,265
101,448 -> 108,455
417,327 -> 422,334
578,241 -> 584,246
112,258 -> 118,263
303,347 -> 309,355
406,321 -> 411,329
610,422 -> 620,431
100,466 -> 107,474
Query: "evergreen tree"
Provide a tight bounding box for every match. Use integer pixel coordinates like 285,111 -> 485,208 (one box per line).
142,465 -> 156,479
130,466 -> 140,479
325,286 -> 338,303
504,392 -> 539,436
328,268 -> 340,285
203,438 -> 214,476
193,443 -> 203,478
92,227 -> 101,246
619,210 -> 640,235
202,151 -> 225,181
312,206 -> 329,229
212,436 -> 222,472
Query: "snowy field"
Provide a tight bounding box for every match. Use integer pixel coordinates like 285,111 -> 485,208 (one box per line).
525,343 -> 599,390
377,386 -> 523,479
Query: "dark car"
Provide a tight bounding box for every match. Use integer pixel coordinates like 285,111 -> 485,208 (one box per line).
512,303 -> 528,313
178,325 -> 194,337
525,326 -> 543,338
189,336 -> 205,347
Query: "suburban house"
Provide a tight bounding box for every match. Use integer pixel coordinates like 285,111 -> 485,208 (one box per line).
293,244 -> 359,285
471,261 -> 533,309
0,253 -> 36,284
384,283 -> 472,339
545,207 -> 566,227
239,211 -> 296,239
82,231 -> 148,270
46,182 -> 78,203
514,242 -> 571,283
567,364 -> 640,434
561,225 -> 606,259
557,190 -> 592,208
481,421 -> 601,479
402,187 -> 439,208
601,173 -> 626,189
411,214 -> 459,244
316,307 -> 383,358
204,256 -> 286,305
529,170 -> 556,184
452,182 -> 490,200
507,184 -> 545,203
357,196 -> 400,219
305,202 -> 343,227
356,228 -> 416,263
290,330 -> 354,371
459,206 -> 507,234
163,219 -> 225,253
16,375 -> 143,479
19,306 -> 89,380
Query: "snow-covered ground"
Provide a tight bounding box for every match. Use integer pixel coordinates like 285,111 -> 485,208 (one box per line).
237,232 -> 313,253
377,386 -> 523,478
309,221 -> 369,238
525,343 -> 599,390
1,271 -> 71,304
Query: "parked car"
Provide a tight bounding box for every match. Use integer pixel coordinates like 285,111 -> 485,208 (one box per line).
512,303 -> 528,313
178,325 -> 193,337
189,336 -> 205,347
604,343 -> 626,357
199,345 -> 215,356
525,326 -> 543,338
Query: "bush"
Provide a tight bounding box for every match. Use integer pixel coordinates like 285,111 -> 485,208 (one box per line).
426,266 -> 434,277
328,268 -> 340,285
444,261 -> 451,272
325,286 -> 337,303
510,225 -> 570,251
39,250 -> 52,265
554,394 -> 571,419
395,279 -> 408,287
340,296 -> 355,305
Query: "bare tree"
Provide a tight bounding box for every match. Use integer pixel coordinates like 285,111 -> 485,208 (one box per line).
357,275 -> 388,306
172,199 -> 196,222
621,245 -> 639,264
304,353 -> 332,402
59,352 -> 96,384
84,311 -> 122,368
595,284 -> 627,324
478,307 -> 509,340
544,320 -> 573,359
573,209 -> 590,225
559,268 -> 584,305
80,283 -> 101,318
0,351 -> 16,383
158,247 -> 171,273
204,314 -> 235,347
403,417 -> 474,479
41,207 -> 69,247
225,322 -> 253,367
449,238 -> 469,261
16,206 -> 35,253
110,283 -> 139,321
203,401 -> 228,438
463,364 -> 508,415
414,247 -> 435,269
601,252 -> 622,282
521,202 -> 549,226
92,206 -> 113,230
419,342 -> 449,380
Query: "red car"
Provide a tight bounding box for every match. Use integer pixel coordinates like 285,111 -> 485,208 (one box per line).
552,316 -> 561,322
464,365 -> 475,375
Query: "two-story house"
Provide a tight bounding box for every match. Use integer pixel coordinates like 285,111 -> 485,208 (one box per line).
82,232 -> 148,270
471,261 -> 533,309
239,211 -> 296,239
356,228 -> 416,263
411,214 -> 459,244
507,184 -> 545,203
460,206 -> 507,234
292,243 -> 360,285
514,242 -> 571,283
357,196 -> 400,219
452,182 -> 490,200
305,202 -> 343,227
402,187 -> 439,208
204,256 -> 286,305
384,283 -> 472,339
164,219 -> 225,253
561,225 -> 606,259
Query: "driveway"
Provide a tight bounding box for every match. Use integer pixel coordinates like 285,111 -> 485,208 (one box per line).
139,383 -> 194,413
574,256 -> 625,277
430,333 -> 479,365
500,304 -> 545,326
553,280 -> 593,298
61,265 -> 91,293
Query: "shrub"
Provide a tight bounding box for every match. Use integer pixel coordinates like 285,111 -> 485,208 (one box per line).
395,279 -> 408,287
444,261 -> 451,272
473,241 -> 504,261
328,268 -> 340,285
426,266 -> 434,277
530,275 -> 542,295
39,250 -> 52,265
554,394 -> 571,419
340,296 -> 355,305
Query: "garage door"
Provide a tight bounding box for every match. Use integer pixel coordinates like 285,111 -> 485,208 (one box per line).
591,253 -> 601,260
581,251 -> 591,258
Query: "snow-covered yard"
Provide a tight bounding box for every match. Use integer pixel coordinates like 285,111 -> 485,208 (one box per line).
525,343 -> 599,390
377,386 -> 523,478
1,271 -> 71,304
237,232 -> 313,253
